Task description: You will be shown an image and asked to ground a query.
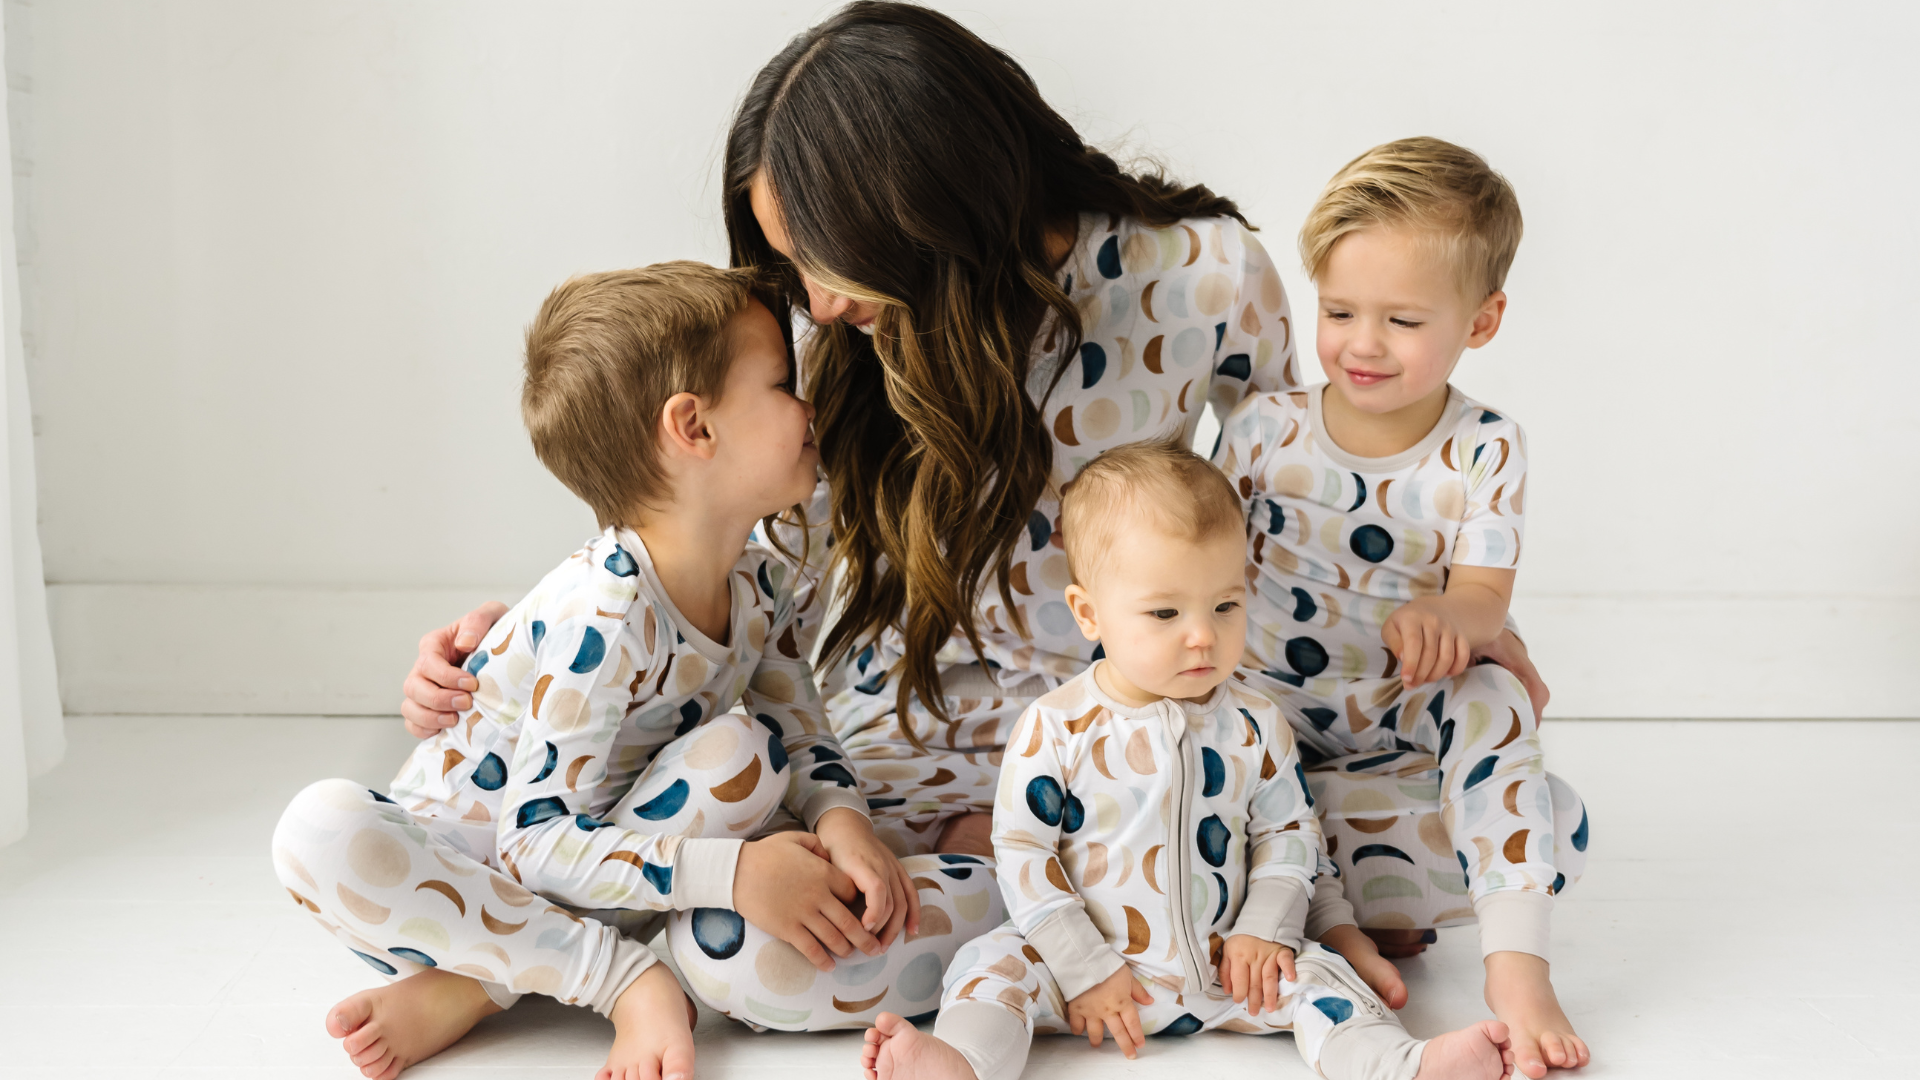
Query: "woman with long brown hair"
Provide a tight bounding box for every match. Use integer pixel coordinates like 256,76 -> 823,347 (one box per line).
398,0 -> 1553,1046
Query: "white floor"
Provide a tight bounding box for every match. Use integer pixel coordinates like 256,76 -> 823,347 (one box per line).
1,718 -> 1915,1080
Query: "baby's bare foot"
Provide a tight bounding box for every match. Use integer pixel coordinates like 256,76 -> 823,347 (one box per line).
861,1011 -> 978,1080
933,812 -> 994,857
600,964 -> 697,1080
1414,1020 -> 1513,1080
326,968 -> 501,1080
1484,952 -> 1589,1078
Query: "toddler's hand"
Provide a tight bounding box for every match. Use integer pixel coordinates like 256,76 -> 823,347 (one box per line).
1382,598 -> 1472,687
1219,934 -> 1296,1015
814,807 -> 922,947
734,831 -> 876,971
1066,965 -> 1154,1059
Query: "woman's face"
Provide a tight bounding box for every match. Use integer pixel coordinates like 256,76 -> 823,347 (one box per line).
749,170 -> 883,331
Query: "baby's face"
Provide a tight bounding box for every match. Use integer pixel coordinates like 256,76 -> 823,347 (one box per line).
1314,227 -> 1504,415
1067,524 -> 1248,705
707,300 -> 821,517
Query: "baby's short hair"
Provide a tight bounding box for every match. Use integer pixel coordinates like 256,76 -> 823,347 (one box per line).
1299,137 -> 1523,302
1060,441 -> 1245,586
522,261 -> 766,529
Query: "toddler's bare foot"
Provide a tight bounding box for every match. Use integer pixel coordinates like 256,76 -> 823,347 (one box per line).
933,812 -> 994,857
1414,1020 -> 1513,1080
862,1011 -> 978,1080
600,964 -> 698,1080
1484,952 -> 1589,1078
326,968 -> 501,1080
1362,927 -> 1435,958
1320,924 -> 1409,1009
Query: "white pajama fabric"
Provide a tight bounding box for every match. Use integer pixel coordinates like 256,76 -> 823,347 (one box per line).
935,665 -> 1425,1079
274,528 -> 868,1013
1218,385 -> 1581,957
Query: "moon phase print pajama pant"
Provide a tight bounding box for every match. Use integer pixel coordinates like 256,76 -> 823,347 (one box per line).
271,711 -> 797,1016
1275,662 -> 1579,959
932,928 -> 1424,1080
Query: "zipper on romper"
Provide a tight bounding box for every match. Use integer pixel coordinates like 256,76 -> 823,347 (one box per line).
1164,700 -> 1209,996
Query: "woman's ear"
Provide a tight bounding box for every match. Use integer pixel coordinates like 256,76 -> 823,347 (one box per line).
1064,583 -> 1101,643
658,392 -> 717,460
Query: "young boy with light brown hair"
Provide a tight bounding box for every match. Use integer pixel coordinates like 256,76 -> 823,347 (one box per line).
1217,137 -> 1591,1078
273,262 -> 920,1080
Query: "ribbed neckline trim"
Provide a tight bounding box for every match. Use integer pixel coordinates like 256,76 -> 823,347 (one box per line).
614,527 -> 736,664
1306,382 -> 1464,473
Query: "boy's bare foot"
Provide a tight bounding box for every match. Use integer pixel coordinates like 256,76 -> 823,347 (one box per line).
862,1011 -> 979,1080
601,964 -> 698,1080
933,812 -> 994,857
327,968 -> 502,1080
1319,925 -> 1409,1009
1362,927 -> 1435,958
1414,1020 -> 1513,1080
1484,952 -> 1589,1078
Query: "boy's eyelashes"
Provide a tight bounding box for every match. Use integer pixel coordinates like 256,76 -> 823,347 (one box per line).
1144,601 -> 1241,621
1389,317 -> 1423,329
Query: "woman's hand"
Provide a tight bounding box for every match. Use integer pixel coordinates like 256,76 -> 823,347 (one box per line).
1472,628 -> 1551,721
814,807 -> 921,948
733,831 -> 879,971
401,602 -> 509,738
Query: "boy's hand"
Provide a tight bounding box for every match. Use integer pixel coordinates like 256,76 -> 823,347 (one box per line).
1318,923 -> 1409,1010
1382,598 -> 1473,688
733,831 -> 879,971
814,807 -> 922,948
1219,934 -> 1296,1015
1066,965 -> 1154,1059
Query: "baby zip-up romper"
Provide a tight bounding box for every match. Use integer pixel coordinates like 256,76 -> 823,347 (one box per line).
934,664 -> 1427,1080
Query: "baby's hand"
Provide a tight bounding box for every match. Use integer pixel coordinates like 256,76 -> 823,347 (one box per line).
1219,934 -> 1296,1015
1066,965 -> 1154,1059
1382,598 -> 1472,687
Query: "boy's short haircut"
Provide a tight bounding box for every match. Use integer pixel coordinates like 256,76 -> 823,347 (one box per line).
522,261 -> 766,529
1060,440 -> 1245,586
1299,136 -> 1523,302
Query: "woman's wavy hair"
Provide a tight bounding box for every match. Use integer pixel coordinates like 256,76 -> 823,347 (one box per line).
724,1 -> 1246,741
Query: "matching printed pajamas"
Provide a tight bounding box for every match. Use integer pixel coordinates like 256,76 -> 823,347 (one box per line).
934,667 -> 1426,1080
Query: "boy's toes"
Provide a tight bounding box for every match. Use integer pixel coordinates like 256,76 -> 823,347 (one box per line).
328,993 -> 375,1040
872,1011 -> 913,1038
660,1036 -> 695,1080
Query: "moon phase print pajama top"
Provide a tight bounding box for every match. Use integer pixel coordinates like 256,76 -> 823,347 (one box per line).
765,210 -> 1303,850
930,665 -> 1428,1080
272,526 -> 868,1015
1217,384 -> 1570,959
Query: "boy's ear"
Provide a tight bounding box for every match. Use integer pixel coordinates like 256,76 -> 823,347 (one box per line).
659,392 -> 717,460
1465,290 -> 1507,349
1064,583 -> 1101,643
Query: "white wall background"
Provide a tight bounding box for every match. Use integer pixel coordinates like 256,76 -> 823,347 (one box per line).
18,0 -> 1919,717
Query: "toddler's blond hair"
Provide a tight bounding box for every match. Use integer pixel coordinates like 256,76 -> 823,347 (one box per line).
1299,136 -> 1523,302
1060,441 -> 1244,586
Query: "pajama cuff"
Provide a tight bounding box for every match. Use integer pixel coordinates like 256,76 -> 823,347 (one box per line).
1228,875 -> 1310,953
1025,905 -> 1128,1001
1475,889 -> 1552,961
1306,870 -> 1360,940
934,1000 -> 1031,1080
673,837 -> 745,910
583,937 -> 659,1019
797,786 -> 870,831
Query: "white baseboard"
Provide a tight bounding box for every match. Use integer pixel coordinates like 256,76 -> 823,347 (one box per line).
46,585 -> 1918,718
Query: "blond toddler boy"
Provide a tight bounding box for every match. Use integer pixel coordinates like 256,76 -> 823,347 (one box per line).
1217,137 -> 1590,1078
